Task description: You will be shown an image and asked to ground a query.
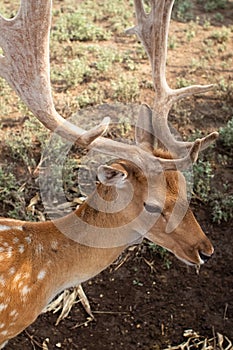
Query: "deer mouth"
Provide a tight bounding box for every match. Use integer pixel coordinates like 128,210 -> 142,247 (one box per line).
198,251 -> 213,264
175,250 -> 213,267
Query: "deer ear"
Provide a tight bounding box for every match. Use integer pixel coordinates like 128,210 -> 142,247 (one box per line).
97,165 -> 128,186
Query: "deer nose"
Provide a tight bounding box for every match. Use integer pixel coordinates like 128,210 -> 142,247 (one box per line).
199,251 -> 212,264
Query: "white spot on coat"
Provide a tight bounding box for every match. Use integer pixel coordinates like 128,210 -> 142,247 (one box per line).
37,270 -> 47,280
8,267 -> 16,275
0,330 -> 8,336
21,285 -> 31,296
13,273 -> 22,282
0,304 -> 7,312
14,226 -> 23,231
51,240 -> 58,250
0,225 -> 11,231
24,236 -> 32,244
18,245 -> 25,254
0,224 -> 23,231
9,309 -> 18,318
36,243 -> 44,254
0,276 -> 5,286
6,247 -> 12,258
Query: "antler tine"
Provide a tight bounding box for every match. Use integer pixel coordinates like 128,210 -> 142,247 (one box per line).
128,0 -> 218,157
0,0 -> 110,146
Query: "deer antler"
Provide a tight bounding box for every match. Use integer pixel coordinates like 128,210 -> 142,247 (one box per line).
0,0 -> 110,145
0,0 -> 217,174
127,0 -> 218,156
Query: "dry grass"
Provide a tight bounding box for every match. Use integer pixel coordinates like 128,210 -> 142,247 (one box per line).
164,329 -> 232,350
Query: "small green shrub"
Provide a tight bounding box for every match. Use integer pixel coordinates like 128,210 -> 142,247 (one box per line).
94,48 -> 123,72
193,159 -> 214,202
76,83 -> 106,108
213,12 -> 224,22
176,77 -> 194,88
168,36 -> 178,49
203,0 -> 227,12
93,0 -> 133,34
0,167 -> 32,220
210,192 -> 233,224
111,75 -> 140,102
52,11 -> 111,42
146,242 -> 172,269
51,58 -> 92,91
209,28 -> 230,44
0,168 -> 18,202
5,118 -> 48,169
219,117 -> 233,148
172,0 -> 193,22
0,0 -> 19,19
218,78 -> 233,104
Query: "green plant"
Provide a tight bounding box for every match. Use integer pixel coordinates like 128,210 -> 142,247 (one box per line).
93,0 -> 134,34
0,167 -> 34,220
193,159 -> 214,202
214,12 -> 224,22
203,0 -> 227,12
52,10 -> 111,42
4,118 -> 49,169
111,75 -> 140,102
185,22 -> 197,42
218,78 -> 233,104
118,116 -> 132,137
188,128 -> 232,224
76,83 -> 106,108
176,77 -> 194,88
51,58 -> 92,92
168,35 -> 177,49
122,51 -> 137,71
133,278 -> 144,287
94,48 -> 123,72
0,168 -> 18,202
172,0 -> 193,22
203,19 -> 211,30
147,242 -> 172,269
209,27 -> 230,44
219,117 -> 233,148
0,0 -> 19,19
190,57 -> 207,71
210,192 -> 233,224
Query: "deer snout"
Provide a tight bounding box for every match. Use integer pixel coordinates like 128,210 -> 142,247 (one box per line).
197,239 -> 214,264
198,250 -> 213,264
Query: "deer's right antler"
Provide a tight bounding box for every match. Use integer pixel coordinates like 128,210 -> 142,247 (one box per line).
127,0 -> 218,156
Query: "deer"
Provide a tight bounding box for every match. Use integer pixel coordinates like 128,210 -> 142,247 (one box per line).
0,0 -> 219,348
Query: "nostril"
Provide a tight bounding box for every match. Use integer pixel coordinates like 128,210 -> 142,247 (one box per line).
199,251 -> 212,263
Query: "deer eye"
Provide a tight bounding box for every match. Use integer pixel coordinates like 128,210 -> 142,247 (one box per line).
144,203 -> 162,214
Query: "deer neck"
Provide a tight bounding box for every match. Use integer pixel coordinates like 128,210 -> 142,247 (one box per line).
24,184 -> 142,300
58,183 -> 143,244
